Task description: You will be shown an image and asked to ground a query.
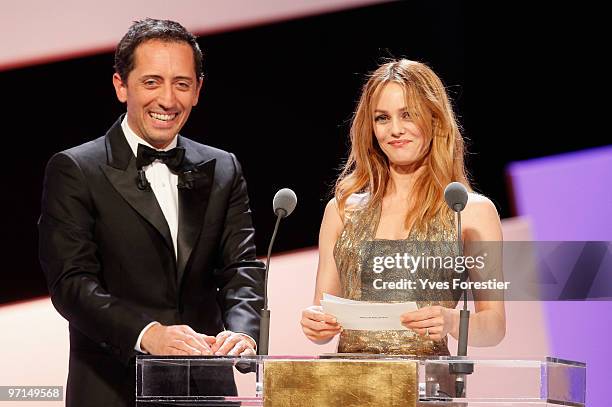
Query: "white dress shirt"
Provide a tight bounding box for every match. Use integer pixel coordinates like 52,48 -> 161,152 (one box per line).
122,116 -> 179,353
121,116 -> 179,259
122,116 -> 256,353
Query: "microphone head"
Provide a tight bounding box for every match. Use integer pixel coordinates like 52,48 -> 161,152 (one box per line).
273,188 -> 297,218
444,182 -> 468,212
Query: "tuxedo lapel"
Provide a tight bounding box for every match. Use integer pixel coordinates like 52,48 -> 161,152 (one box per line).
100,117 -> 175,254
176,140 -> 215,288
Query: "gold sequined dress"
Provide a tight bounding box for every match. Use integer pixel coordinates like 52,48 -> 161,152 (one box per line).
334,195 -> 462,356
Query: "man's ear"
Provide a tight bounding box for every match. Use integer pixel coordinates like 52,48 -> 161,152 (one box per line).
112,73 -> 128,103
193,77 -> 204,106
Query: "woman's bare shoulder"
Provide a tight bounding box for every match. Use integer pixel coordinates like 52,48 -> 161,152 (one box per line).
345,192 -> 369,211
465,192 -> 497,213
462,193 -> 502,240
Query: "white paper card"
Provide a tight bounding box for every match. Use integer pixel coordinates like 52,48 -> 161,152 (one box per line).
320,293 -> 418,331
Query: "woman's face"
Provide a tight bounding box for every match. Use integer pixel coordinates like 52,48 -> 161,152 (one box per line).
373,82 -> 428,168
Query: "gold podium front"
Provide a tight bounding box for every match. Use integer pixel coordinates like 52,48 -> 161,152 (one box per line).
136,355 -> 587,406
263,359 -> 418,407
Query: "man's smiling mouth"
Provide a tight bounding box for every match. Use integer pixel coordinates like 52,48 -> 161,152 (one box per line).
149,112 -> 178,122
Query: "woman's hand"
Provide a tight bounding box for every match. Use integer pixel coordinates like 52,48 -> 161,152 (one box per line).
400,306 -> 458,342
301,305 -> 342,342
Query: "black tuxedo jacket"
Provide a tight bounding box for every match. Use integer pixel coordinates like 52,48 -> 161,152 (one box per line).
38,116 -> 264,406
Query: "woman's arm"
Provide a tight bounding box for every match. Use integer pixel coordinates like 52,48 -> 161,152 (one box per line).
402,194 -> 506,346
300,199 -> 344,342
456,193 -> 506,346
313,199 -> 344,304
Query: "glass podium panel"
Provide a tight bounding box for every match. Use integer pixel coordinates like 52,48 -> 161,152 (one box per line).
136,355 -> 585,406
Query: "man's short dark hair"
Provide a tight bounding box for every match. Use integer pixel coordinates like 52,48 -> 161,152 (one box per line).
114,18 -> 203,82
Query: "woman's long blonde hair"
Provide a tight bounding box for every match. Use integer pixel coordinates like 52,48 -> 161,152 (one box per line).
335,59 -> 470,234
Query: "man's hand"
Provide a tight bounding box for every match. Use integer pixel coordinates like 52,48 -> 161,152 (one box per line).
210,331 -> 256,356
141,323 -> 216,355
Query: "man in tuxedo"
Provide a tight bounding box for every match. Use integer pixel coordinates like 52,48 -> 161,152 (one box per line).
38,19 -> 264,406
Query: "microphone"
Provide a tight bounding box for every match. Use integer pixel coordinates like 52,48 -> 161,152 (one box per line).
137,169 -> 150,190
258,188 -> 297,355
444,181 -> 468,272
444,182 -> 473,398
273,188 -> 297,218
444,181 -> 468,213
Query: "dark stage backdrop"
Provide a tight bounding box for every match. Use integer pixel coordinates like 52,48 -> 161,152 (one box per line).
0,1 -> 607,304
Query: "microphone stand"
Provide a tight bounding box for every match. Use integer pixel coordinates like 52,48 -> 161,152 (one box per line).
448,204 -> 473,398
258,210 -> 284,356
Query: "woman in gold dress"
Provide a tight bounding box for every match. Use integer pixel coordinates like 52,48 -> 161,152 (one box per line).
300,59 -> 505,357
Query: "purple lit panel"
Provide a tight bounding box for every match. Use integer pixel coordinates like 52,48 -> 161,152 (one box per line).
507,145 -> 612,240
507,145 -> 612,407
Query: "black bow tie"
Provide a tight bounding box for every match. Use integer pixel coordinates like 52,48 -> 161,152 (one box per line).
136,144 -> 185,173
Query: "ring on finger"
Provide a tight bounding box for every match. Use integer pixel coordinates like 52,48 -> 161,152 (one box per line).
425,327 -> 430,337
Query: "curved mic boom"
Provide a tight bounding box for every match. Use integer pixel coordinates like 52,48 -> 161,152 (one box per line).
258,188 -> 297,355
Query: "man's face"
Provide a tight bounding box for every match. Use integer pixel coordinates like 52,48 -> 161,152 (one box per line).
113,40 -> 202,149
